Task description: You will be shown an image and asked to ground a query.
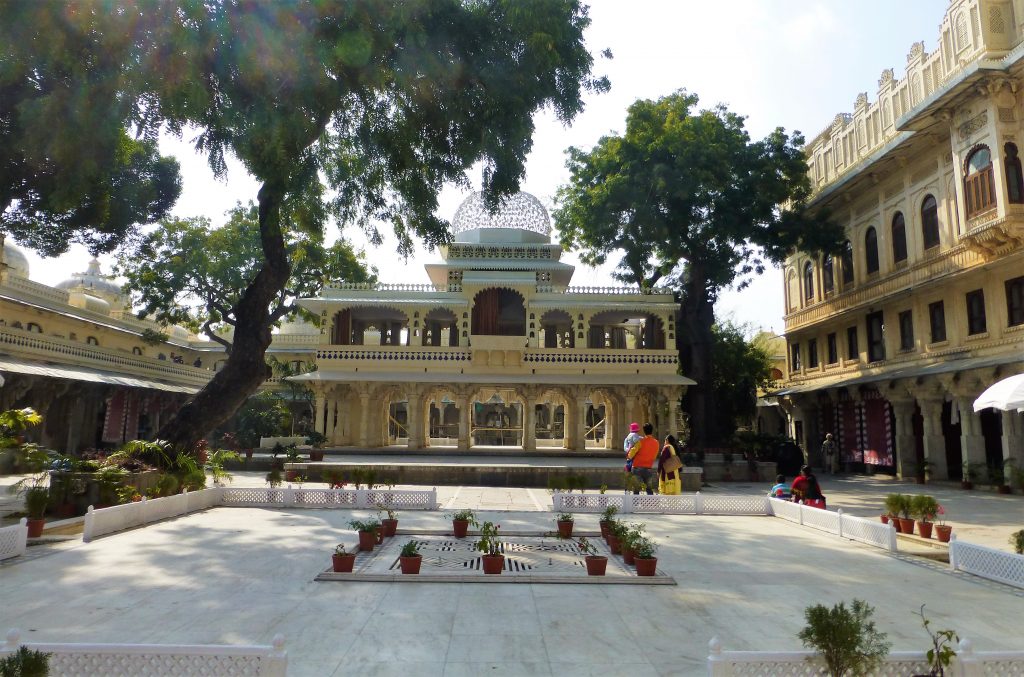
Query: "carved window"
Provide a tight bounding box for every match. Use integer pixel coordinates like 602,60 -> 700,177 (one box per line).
1005,276 -> 1024,327
891,212 -> 907,264
132,346 -> 143,355
921,195 -> 940,250
1004,143 -> 1024,204
898,310 -> 914,351
963,146 -> 995,218
826,333 -> 838,365
807,338 -> 819,369
866,311 -> 885,362
846,325 -> 859,361
929,301 -> 947,343
955,14 -> 969,52
966,289 -> 987,335
790,343 -> 801,372
864,227 -> 879,275
26,322 -> 42,333
840,240 -> 855,285
802,262 -> 814,302
822,256 -> 835,295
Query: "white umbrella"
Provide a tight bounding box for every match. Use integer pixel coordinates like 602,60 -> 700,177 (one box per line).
973,373 -> 1024,412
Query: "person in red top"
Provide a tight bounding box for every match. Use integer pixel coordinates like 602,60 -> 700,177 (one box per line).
790,465 -> 826,508
627,422 -> 660,495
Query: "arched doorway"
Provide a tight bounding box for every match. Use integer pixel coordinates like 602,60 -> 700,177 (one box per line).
332,306 -> 409,345
423,308 -> 459,347
472,289 -> 526,336
471,389 -> 523,446
587,310 -> 665,349
539,310 -> 574,348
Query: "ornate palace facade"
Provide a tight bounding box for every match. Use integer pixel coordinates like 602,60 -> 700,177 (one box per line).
294,192 -> 691,452
778,0 -> 1024,479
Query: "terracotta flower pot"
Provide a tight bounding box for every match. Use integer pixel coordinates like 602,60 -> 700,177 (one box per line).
557,520 -> 574,539
481,553 -> 504,574
585,555 -> 608,576
452,519 -> 470,538
880,514 -> 890,525
898,517 -> 916,536
935,525 -> 952,543
400,555 -> 422,575
598,520 -> 611,540
622,546 -> 635,566
358,530 -> 376,552
635,557 -> 657,576
608,536 -> 622,555
309,450 -> 324,462
961,480 -> 974,490
26,518 -> 45,538
998,485 -> 1012,495
332,553 -> 356,572
917,521 -> 933,539
382,518 -> 398,537
285,470 -> 298,482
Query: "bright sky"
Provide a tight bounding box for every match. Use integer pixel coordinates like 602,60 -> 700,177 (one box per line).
21,0 -> 948,336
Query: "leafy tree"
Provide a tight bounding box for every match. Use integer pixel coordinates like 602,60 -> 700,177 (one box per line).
798,599 -> 890,677
115,203 -> 375,350
710,321 -> 773,440
555,90 -> 842,447
0,5 -> 181,255
13,1 -> 607,448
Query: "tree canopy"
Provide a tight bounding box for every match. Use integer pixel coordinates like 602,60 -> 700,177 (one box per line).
3,0 -> 608,447
709,321 -> 775,440
0,5 -> 181,255
114,203 -> 375,351
554,90 -> 841,446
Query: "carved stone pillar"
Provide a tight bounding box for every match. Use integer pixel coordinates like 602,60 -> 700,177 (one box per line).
956,395 -> 987,467
327,389 -> 340,444
889,399 -> 916,480
917,398 -> 948,480
358,392 -> 370,448
458,395 -> 472,450
407,388 -> 424,450
1002,410 -> 1022,467
523,389 -> 538,452
667,392 -> 680,439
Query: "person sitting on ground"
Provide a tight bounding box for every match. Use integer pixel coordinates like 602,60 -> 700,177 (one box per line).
790,465 -> 826,508
768,474 -> 790,500
627,422 -> 660,495
658,434 -> 684,495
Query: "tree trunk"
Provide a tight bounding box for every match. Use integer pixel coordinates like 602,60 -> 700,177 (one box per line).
154,181 -> 291,449
679,263 -> 718,449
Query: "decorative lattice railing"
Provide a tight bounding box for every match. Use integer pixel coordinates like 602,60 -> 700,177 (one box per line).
950,537 -> 1024,589
2,629 -> 287,677
768,498 -> 897,552
552,493 -> 771,516
0,519 -> 27,561
220,487 -> 437,511
707,637 -> 1024,676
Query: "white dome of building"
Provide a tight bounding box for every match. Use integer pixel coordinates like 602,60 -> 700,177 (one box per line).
67,291 -> 111,315
55,258 -> 125,304
452,192 -> 551,243
1,242 -> 30,279
279,316 -> 319,336
169,325 -> 191,340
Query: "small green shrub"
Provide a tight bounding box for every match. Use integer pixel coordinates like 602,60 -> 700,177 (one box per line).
798,599 -> 890,677
448,508 -> 475,522
0,645 -> 51,676
1010,529 -> 1024,555
400,540 -> 420,557
348,518 -> 381,533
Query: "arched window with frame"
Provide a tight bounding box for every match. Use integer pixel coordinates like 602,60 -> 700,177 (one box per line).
891,212 -> 907,264
840,240 -> 855,285
963,146 -> 995,218
802,262 -> 814,302
864,227 -> 879,275
86,336 -> 99,346
1004,142 -> 1023,204
822,255 -> 835,295
921,194 -> 940,250
26,322 -> 42,333
786,269 -> 799,312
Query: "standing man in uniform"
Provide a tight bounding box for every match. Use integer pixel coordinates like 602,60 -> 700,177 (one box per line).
821,433 -> 838,474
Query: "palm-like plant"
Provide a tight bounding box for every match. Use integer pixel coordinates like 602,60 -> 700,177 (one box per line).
205,448 -> 242,485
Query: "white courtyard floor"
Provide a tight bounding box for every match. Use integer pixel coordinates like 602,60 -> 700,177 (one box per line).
1,474 -> 1024,676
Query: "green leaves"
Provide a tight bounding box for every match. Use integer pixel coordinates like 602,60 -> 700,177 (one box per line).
799,599 -> 890,677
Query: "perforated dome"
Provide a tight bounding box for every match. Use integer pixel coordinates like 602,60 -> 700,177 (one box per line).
55,258 -> 125,300
452,191 -> 551,236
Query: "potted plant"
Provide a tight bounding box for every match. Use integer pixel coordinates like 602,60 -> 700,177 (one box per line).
1010,529 -> 1024,555
987,463 -> 1011,494
555,511 -> 574,539
933,504 -> 952,543
349,518 -> 381,552
306,431 -> 327,462
721,450 -> 734,481
265,468 -> 283,488
631,535 -> 658,576
205,448 -> 241,487
1008,460 -> 1024,494
606,519 -> 626,555
893,494 -> 915,535
475,521 -> 504,574
961,461 -> 980,490
284,445 -> 301,482
599,505 -> 618,541
798,599 -> 890,677
910,494 -> 938,539
621,523 -> 646,566
912,604 -> 957,677
379,505 -> 399,537
399,540 -> 422,574
448,508 -> 475,538
576,536 -> 607,576
322,469 -> 346,490
0,645 -> 51,676
24,485 -> 49,537
883,494 -> 906,532
332,543 -> 356,572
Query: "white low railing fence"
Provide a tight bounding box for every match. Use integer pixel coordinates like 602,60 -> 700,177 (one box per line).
3,629 -> 287,677
768,497 -> 898,552
82,486 -> 438,542
708,637 -> 1024,676
950,535 -> 1024,589
0,518 -> 28,561
553,492 -> 771,515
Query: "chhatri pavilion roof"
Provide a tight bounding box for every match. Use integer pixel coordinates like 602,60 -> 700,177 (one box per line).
452,191 -> 551,240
